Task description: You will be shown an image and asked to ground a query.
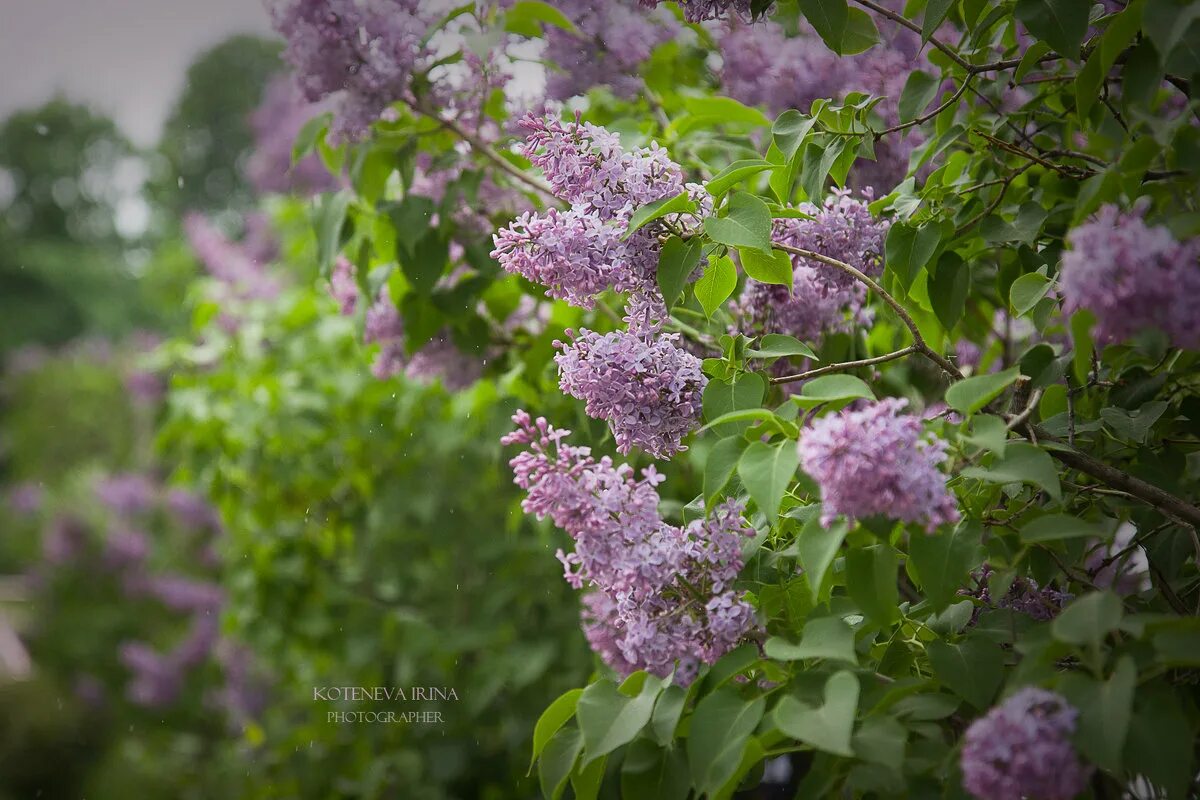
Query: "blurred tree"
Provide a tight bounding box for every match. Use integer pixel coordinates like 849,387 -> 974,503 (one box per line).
152,35 -> 282,217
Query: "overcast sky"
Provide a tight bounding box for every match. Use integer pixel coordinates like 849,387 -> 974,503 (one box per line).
0,0 -> 275,146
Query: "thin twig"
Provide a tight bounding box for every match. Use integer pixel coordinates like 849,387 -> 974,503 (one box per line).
876,75 -> 973,138
771,346 -> 917,385
772,242 -> 965,380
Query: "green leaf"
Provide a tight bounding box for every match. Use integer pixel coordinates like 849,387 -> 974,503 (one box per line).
960,414 -> 1009,457
795,374 -> 874,407
739,247 -> 793,288
944,367 -> 1021,415
1052,591 -> 1123,648
571,754 -> 606,800
1069,309 -> 1095,384
1076,3 -> 1143,117
695,255 -> 738,318
399,231 -> 449,295
387,194 -> 436,252
705,436 -> 747,505
682,96 -> 773,129
706,159 -> 777,197
1099,401 -> 1168,444
621,739 -> 689,800
686,689 -> 766,795
929,252 -> 970,330
839,8 -> 879,54
800,139 -> 844,205
764,615 -> 857,664
650,685 -> 688,745
773,110 -> 820,161
746,334 -> 818,361
314,191 -> 351,275
658,235 -> 703,309
1013,0 -> 1090,59
846,544 -> 899,627
907,520 -> 983,610
738,439 -> 799,519
1009,272 -> 1052,316
884,222 -> 940,289
798,0 -> 849,52
961,442 -> 1062,500
292,112 -> 331,164
773,671 -> 860,756
531,688 -> 583,772
703,193 -> 773,253
1020,513 -> 1108,542
1143,0 -> 1200,72
1125,685 -> 1194,800
797,515 -> 849,605
852,715 -> 907,770
504,0 -> 578,35
899,70 -> 941,123
539,726 -> 583,800
1059,656 -> 1135,771
922,0 -> 956,41
575,678 -> 661,764
703,372 -> 767,429
925,639 -> 1004,709
625,192 -> 696,238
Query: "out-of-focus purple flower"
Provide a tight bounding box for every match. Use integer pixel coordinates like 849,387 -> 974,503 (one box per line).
543,1 -> 678,101
503,411 -> 756,679
267,0 -> 451,141
166,488 -> 221,532
961,687 -> 1092,800
173,615 -> 222,670
798,398 -> 959,530
554,327 -> 706,458
404,333 -> 482,391
245,74 -> 339,195
125,368 -> 164,406
103,527 -> 150,570
213,640 -> 270,721
7,482 -> 44,515
119,641 -> 183,708
43,515 -> 88,565
143,576 -> 225,613
1061,204 -> 1200,348
184,213 -> 282,307
94,473 -> 157,517
74,673 -> 106,708
329,256 -> 359,315
1084,522 -> 1150,596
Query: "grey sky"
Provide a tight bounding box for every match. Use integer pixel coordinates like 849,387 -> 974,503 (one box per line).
0,0 -> 274,146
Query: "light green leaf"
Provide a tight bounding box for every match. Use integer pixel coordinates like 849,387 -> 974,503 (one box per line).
504,0 -> 578,35
1076,2 -> 1142,117
739,439 -> 800,519
314,191 -> 351,275
575,678 -> 661,764
687,689 -> 766,795
960,414 -> 1009,457
961,442 -> 1062,500
650,685 -> 688,746
884,221 -> 940,290
658,235 -> 703,309
846,544 -> 899,627
739,247 -> 793,288
695,255 -> 738,317
945,367 -> 1021,415
795,374 -> 874,407
704,193 -> 773,253
840,8 -> 879,54
899,70 -> 941,123
852,715 -> 907,770
764,615 -> 857,664
625,191 -> 695,238
539,726 -> 583,800
773,671 -> 859,756
926,639 -> 1004,709
773,110 -> 820,161
798,0 -> 849,52
922,0 -> 956,41
706,159 -> 776,197
703,372 -> 767,429
705,436 -> 747,505
531,688 -> 583,772
797,515 -> 848,604
746,334 -> 818,361
571,753 -> 606,800
1020,513 -> 1108,542
1009,271 -> 1053,316
1052,591 -> 1123,648
907,520 -> 983,610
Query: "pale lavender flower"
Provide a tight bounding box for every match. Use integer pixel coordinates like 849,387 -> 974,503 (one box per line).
244,74 -> 339,195
94,473 -> 157,517
143,576 -> 225,613
798,398 -> 959,530
184,213 -> 282,306
554,328 -> 706,458
1084,522 -> 1150,596
119,641 -> 183,708
103,527 -> 150,570
167,488 -> 221,532
1061,204 -> 1200,348
404,333 -> 482,391
329,256 -> 359,315
8,482 -> 44,515
961,688 -> 1092,800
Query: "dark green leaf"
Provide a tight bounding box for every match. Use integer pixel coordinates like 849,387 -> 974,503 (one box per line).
764,615 -> 857,664
1058,656 -> 1135,771
1020,513 -> 1108,542
922,0 -> 957,41
539,726 -> 583,800
899,71 -> 941,123
705,436 -> 747,505
576,677 -> 662,763
797,515 -> 849,604
961,442 -> 1062,500
929,252 -> 971,329
1052,591 -> 1123,648
798,0 -> 849,53
773,110 -> 820,162
884,222 -> 940,289
773,671 -> 860,756
658,235 -> 703,309
625,191 -> 696,238
846,544 -> 899,626
687,689 -> 766,795
1013,0 -> 1090,59
907,520 -> 983,609
926,639 -> 1004,709
621,739 -> 689,800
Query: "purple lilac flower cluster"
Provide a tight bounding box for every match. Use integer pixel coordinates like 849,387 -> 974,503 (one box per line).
797,398 -> 959,530
494,117 -> 710,455
356,285 -> 482,389
503,411 -> 756,680
734,190 -> 886,343
184,213 -> 282,327
266,0 -> 453,141
639,0 -> 752,21
960,566 -> 1072,623
554,328 -> 705,458
961,687 -> 1093,800
1061,204 -> 1200,349
244,74 -> 340,196
543,1 -> 678,100
34,473 -> 263,717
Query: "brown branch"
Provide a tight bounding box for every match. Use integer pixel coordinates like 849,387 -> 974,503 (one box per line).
771,346 -> 917,385
876,75 -> 973,139
772,243 -> 964,380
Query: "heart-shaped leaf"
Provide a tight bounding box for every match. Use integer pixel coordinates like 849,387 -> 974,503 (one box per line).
773,671 -> 860,756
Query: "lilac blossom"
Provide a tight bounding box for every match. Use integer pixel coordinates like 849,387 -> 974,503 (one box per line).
267,0 -> 450,141
1084,522 -> 1150,596
94,473 -> 157,516
543,1 -> 678,100
362,287 -> 481,388
1061,204 -> 1200,349
167,488 -> 222,532
554,327 -> 706,458
961,566 -> 1071,623
329,256 -> 359,315
245,75 -> 339,195
102,527 -> 150,570
640,0 -> 752,21
798,398 -> 959,530
184,213 -> 282,307
7,482 -> 44,515
119,641 -> 183,708
503,411 -> 756,680
961,687 -> 1092,800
